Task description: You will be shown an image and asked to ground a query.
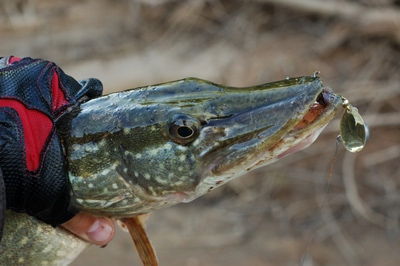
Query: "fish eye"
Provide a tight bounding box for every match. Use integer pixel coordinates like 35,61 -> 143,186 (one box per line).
168,114 -> 200,145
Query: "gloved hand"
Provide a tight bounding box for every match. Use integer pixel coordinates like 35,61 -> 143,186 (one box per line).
0,56 -> 103,241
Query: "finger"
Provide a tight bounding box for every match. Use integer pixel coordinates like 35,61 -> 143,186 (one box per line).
61,213 -> 115,246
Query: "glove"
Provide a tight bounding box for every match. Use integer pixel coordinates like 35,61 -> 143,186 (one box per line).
0,56 -> 103,241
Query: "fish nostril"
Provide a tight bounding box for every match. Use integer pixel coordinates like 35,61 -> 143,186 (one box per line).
316,92 -> 327,107
200,120 -> 208,126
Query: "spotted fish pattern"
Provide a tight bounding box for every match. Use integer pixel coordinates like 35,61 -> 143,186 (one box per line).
0,77 -> 342,264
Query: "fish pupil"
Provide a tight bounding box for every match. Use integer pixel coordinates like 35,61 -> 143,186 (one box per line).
177,126 -> 194,138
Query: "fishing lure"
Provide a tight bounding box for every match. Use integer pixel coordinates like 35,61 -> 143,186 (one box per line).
339,97 -> 367,152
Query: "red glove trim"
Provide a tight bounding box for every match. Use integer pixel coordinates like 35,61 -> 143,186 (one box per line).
51,70 -> 69,112
0,99 -> 53,172
8,56 -> 22,64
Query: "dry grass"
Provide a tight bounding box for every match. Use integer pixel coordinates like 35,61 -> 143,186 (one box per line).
1,0 -> 399,265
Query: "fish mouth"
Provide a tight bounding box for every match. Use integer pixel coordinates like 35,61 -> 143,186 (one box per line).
273,87 -> 341,159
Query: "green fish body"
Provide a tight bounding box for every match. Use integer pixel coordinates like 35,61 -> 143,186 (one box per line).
0,77 -> 342,265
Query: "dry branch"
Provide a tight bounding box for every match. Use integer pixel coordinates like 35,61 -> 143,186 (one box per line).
259,0 -> 400,44
342,152 -> 387,227
362,145 -> 400,167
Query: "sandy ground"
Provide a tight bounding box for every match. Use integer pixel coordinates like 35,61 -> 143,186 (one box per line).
1,0 -> 400,265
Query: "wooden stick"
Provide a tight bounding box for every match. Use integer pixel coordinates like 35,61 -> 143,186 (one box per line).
122,216 -> 159,266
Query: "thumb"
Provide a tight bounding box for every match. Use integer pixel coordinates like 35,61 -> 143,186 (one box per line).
61,212 -> 115,247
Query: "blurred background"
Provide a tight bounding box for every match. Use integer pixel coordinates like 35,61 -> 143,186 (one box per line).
1,0 -> 400,265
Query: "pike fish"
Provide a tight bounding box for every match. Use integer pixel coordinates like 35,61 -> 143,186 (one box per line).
0,76 -> 344,265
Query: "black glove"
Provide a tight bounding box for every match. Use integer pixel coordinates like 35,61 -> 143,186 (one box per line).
0,56 -> 103,241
